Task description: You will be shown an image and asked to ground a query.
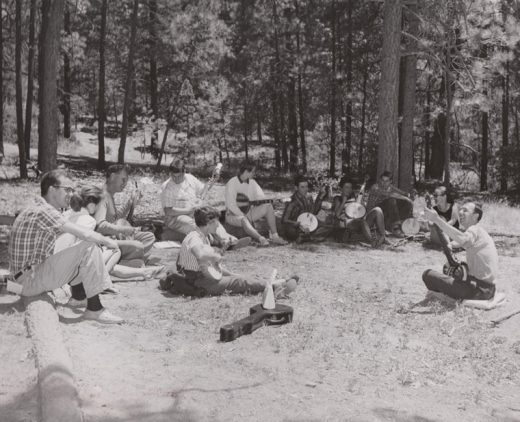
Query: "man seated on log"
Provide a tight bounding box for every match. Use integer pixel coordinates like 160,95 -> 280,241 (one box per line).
160,160 -> 249,250
159,206 -> 298,296
365,170 -> 413,237
422,202 -> 498,300
8,170 -> 124,324
225,160 -> 287,246
333,177 -> 385,247
94,164 -> 155,266
281,175 -> 331,242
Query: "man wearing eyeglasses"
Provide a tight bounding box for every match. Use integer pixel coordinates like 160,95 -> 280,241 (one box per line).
8,170 -> 124,324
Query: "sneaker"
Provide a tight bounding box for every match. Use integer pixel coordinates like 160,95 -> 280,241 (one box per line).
83,308 -> 124,324
258,236 -> 270,247
269,234 -> 288,246
66,297 -> 87,308
228,236 -> 252,250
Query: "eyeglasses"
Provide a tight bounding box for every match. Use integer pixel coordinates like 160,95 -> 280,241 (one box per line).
53,185 -> 75,194
433,193 -> 446,197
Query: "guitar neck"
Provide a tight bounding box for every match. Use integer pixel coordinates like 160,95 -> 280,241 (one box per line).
425,193 -> 459,266
250,198 -> 274,206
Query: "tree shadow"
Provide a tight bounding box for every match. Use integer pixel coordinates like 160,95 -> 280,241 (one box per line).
372,407 -> 440,422
0,295 -> 25,314
0,379 -> 38,422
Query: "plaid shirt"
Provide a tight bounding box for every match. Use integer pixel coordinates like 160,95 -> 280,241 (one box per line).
8,200 -> 66,273
366,183 -> 408,211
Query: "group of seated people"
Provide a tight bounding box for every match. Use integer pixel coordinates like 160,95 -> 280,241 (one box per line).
6,159 -> 499,326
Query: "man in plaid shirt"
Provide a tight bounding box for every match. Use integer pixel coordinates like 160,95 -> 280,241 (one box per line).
8,170 -> 124,324
365,171 -> 413,236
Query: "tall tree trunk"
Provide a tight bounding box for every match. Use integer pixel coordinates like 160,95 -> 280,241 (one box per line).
0,0 -> 3,156
329,0 -> 337,177
480,111 -> 488,191
62,4 -> 71,138
15,0 -> 27,178
500,63 -> 509,192
358,58 -> 368,175
149,0 -> 159,149
377,0 -> 402,180
243,102 -> 249,160
271,82 -> 281,170
295,0 -> 306,173
118,0 -> 139,163
287,77 -> 298,172
97,0 -> 108,169
256,112 -> 262,143
343,0 -> 353,172
424,80 -> 431,179
24,0 -> 37,160
38,0 -> 65,173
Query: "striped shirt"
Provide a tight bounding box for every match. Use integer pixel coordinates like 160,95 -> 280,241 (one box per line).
177,229 -> 210,271
8,200 -> 66,273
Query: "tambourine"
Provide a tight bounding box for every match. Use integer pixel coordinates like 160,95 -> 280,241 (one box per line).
344,202 -> 366,219
401,217 -> 421,236
297,212 -> 319,232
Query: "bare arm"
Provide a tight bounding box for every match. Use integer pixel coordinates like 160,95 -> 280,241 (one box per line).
424,208 -> 470,245
62,221 -> 119,249
191,244 -> 221,265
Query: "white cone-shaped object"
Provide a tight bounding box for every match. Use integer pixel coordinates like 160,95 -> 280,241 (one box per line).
262,269 -> 277,310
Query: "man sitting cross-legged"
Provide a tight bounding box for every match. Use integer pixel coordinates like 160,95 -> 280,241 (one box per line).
365,171 -> 413,236
159,206 -> 298,296
225,160 -> 287,246
94,164 -> 156,266
281,175 -> 332,242
8,170 -> 124,324
160,160 -> 249,250
333,177 -> 386,247
422,202 -> 498,300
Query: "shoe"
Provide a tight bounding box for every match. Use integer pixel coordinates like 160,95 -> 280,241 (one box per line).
228,237 -> 252,250
269,235 -> 288,246
66,297 -> 87,308
102,285 -> 119,295
159,273 -> 173,291
83,308 -> 124,324
144,265 -> 166,279
258,236 -> 270,247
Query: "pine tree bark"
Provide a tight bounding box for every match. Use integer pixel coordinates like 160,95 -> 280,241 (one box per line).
38,0 -> 65,173
149,0 -> 159,149
62,4 -> 71,139
480,111 -> 488,191
358,58 -> 368,175
294,0 -> 307,173
24,0 -> 37,160
15,0 -> 27,178
329,0 -> 337,177
343,0 -> 353,172
118,0 -> 140,163
97,0 -> 108,169
377,0 -> 402,180
500,63 -> 509,192
0,0 -> 3,157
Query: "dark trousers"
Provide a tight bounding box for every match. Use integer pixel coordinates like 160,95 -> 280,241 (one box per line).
379,198 -> 413,230
422,269 -> 495,300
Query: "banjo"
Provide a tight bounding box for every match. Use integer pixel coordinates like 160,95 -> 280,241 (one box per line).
344,176 -> 368,220
296,212 -> 319,233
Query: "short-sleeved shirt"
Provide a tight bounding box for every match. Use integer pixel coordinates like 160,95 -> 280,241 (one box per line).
460,225 -> 498,283
177,229 -> 210,271
160,174 -> 205,210
366,183 -> 405,211
225,176 -> 265,216
8,200 -> 66,273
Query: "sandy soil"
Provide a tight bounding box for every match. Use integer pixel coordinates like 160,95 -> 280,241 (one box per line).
54,240 -> 520,422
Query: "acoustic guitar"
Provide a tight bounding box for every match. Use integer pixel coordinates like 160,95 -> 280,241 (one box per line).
235,193 -> 279,214
425,193 -> 468,282
220,303 -> 294,342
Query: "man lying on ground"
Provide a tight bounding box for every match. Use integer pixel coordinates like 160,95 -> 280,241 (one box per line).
333,177 -> 385,247
225,160 -> 287,246
160,159 -> 250,250
159,206 -> 298,296
94,164 -> 156,266
8,170 -> 124,324
281,175 -> 331,242
422,202 -> 498,300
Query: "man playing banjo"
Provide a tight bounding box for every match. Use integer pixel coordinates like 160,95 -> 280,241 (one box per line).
281,175 -> 331,242
422,202 -> 498,300
225,160 -> 287,246
333,177 -> 385,247
159,206 -> 297,296
160,160 -> 249,250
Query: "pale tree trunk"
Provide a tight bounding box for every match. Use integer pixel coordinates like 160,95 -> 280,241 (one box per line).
15,0 -> 27,178
38,0 -> 65,173
97,0 -> 108,169
398,4 -> 418,191
118,0 -> 139,164
377,0 -> 402,180
24,0 -> 37,160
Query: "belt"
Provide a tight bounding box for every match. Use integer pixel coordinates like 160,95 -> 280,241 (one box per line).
13,265 -> 32,280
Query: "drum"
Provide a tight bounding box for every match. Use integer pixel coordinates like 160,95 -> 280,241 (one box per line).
297,212 -> 319,232
401,217 -> 421,236
344,202 -> 366,219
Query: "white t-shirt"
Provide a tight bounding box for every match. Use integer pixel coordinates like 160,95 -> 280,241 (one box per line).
160,173 -> 205,210
460,225 -> 498,283
225,176 -> 265,216
54,209 -> 97,253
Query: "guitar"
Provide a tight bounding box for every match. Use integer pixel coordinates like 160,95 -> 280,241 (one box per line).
425,193 -> 468,282
235,193 -> 279,214
220,303 -> 293,342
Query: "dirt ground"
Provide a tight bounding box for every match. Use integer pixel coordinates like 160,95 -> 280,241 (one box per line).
42,240 -> 520,422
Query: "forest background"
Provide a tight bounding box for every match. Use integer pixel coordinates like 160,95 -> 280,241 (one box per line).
2,0 -> 520,195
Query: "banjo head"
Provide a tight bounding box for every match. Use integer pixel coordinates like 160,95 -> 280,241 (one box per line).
344,202 -> 366,219
401,217 -> 420,236
297,212 -> 319,232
